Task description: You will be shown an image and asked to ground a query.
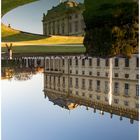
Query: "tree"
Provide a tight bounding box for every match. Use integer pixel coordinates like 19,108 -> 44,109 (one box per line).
83,0 -> 138,58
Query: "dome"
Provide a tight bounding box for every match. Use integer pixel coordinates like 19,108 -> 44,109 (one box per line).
65,0 -> 78,7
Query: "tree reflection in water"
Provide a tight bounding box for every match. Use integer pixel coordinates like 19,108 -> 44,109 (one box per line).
1,57 -> 44,81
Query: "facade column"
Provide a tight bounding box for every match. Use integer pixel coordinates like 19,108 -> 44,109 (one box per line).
40,58 -> 44,67
59,59 -> 61,71
53,58 -> 55,71
49,58 -> 51,71
20,58 -> 22,68
47,23 -> 49,36
51,22 -> 53,35
26,58 -> 29,68
60,20 -> 62,35
34,58 -> 37,68
45,23 -> 47,36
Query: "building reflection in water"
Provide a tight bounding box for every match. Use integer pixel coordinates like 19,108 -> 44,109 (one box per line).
1,55 -> 139,123
43,54 -> 139,124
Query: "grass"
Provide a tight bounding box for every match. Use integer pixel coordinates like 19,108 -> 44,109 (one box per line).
2,45 -> 86,53
2,23 -> 46,42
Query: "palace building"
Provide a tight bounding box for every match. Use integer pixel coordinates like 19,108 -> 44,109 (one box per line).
8,55 -> 139,121
42,0 -> 85,36
43,55 -> 139,121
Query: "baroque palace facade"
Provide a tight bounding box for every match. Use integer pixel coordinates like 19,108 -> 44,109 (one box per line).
43,55 -> 139,122
5,55 -> 138,122
42,0 -> 85,36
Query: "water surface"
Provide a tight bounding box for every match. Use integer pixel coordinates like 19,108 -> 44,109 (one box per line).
1,56 -> 139,140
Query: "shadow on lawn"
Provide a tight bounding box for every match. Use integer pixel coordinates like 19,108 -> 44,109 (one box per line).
2,31 -> 49,42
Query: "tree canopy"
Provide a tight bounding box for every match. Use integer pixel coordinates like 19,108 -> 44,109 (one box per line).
83,0 -> 138,57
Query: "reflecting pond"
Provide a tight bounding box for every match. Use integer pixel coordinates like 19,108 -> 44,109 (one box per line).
1,55 -> 139,140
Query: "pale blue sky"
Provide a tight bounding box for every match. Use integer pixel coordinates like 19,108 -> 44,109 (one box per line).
2,0 -> 84,34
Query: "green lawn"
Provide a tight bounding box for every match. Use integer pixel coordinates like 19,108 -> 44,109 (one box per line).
2,45 -> 86,53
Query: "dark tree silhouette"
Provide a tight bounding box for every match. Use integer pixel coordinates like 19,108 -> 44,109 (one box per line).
83,0 -> 138,58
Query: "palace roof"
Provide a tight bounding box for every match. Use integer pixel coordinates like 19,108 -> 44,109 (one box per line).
43,0 -> 84,21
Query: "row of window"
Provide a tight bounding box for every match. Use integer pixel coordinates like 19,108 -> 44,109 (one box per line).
69,70 -> 138,79
46,76 -> 139,97
63,57 -> 139,68
74,91 -> 138,108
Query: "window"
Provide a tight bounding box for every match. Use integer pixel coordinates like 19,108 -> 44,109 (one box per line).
70,78 -> 72,87
89,59 -> 92,66
76,70 -> 78,74
69,90 -> 72,94
69,23 -> 72,33
106,72 -> 108,77
136,57 -> 139,68
89,71 -> 92,76
69,59 -> 72,66
82,79 -> 85,89
75,14 -> 78,18
114,82 -> 119,94
105,59 -> 109,67
97,72 -> 100,76
62,24 -> 65,34
97,58 -> 100,66
62,59 -> 65,66
82,92 -> 85,96
135,103 -> 139,109
82,59 -> 85,66
75,21 -> 78,32
82,71 -> 85,75
46,76 -> 48,81
114,73 -> 119,77
75,59 -> 78,66
136,85 -> 139,97
124,83 -> 129,96
69,15 -> 72,20
96,80 -> 100,91
63,77 -> 65,84
115,58 -> 119,67
76,91 -> 79,95
89,94 -> 92,98
105,97 -> 108,102
105,81 -> 109,93
75,78 -> 79,88
136,74 -> 139,79
125,74 -> 129,78
124,101 -> 129,106
114,99 -> 119,104
89,80 -> 92,90
70,70 -> 72,74
97,96 -> 100,100
125,58 -> 129,67
58,77 -> 60,86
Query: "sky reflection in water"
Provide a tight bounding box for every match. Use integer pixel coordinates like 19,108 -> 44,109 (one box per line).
2,0 -> 84,34
1,73 -> 138,140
